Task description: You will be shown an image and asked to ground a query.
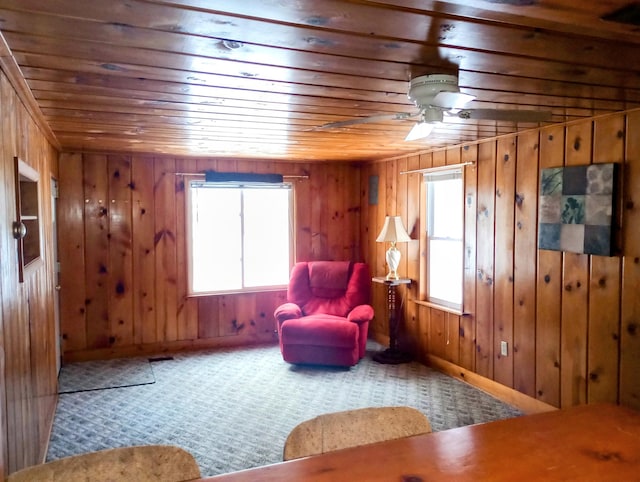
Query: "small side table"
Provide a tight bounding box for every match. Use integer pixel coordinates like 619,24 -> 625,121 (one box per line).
372,276 -> 412,364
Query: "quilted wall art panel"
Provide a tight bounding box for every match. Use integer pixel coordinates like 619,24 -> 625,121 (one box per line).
538,163 -> 618,256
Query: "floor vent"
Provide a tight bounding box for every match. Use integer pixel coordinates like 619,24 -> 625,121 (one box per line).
148,356 -> 175,363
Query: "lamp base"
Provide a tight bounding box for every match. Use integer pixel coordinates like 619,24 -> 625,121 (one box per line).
385,271 -> 399,280
373,347 -> 412,365
385,244 -> 401,281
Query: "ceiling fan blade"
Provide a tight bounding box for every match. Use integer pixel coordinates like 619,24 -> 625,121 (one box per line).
405,122 -> 436,141
455,109 -> 553,122
432,91 -> 476,109
316,112 -> 416,129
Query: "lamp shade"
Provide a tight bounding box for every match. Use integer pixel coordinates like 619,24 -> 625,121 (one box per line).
376,216 -> 412,243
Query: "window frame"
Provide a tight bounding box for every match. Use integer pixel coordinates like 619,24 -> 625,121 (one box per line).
185,179 -> 295,296
424,168 -> 465,312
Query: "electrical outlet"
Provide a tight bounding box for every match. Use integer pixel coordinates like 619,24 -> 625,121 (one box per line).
500,341 -> 508,357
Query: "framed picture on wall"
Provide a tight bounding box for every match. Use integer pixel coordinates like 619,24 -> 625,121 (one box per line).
538,163 -> 618,256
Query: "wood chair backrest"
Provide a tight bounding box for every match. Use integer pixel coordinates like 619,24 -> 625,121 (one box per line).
283,406 -> 432,461
8,445 -> 201,482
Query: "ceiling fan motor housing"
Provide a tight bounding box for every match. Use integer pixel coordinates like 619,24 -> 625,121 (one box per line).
408,74 -> 459,107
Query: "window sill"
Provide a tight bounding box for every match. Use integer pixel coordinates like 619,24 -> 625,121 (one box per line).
411,299 -> 467,316
188,286 -> 287,298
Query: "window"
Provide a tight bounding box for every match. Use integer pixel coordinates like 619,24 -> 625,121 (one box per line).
187,180 -> 293,295
425,169 -> 463,310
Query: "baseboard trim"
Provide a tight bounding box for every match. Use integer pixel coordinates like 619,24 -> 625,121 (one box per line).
425,354 -> 557,415
369,333 -> 555,414
63,335 -> 279,363
38,392 -> 58,464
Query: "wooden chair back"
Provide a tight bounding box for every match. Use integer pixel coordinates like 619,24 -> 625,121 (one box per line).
283,406 -> 432,461
8,445 -> 201,482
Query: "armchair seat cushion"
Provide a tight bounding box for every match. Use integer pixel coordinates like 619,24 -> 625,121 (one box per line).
280,315 -> 358,348
275,261 -> 374,367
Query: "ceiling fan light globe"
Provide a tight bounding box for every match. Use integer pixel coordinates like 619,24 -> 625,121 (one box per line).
422,108 -> 444,123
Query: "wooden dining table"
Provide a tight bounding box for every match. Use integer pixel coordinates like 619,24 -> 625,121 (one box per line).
200,403 -> 640,481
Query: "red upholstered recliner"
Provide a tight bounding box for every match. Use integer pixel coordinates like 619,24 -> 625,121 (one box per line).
274,261 -> 374,367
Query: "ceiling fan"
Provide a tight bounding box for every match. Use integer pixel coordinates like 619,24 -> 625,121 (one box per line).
318,74 -> 553,141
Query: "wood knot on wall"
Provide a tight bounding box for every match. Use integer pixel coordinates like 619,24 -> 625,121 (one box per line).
476,271 -> 493,285
154,229 -> 176,246
115,281 -> 125,295
582,450 -> 623,462
231,319 -> 245,332
515,193 -> 524,207
478,206 -> 489,219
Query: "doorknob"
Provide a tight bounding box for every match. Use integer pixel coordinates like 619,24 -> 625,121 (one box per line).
12,221 -> 27,239
55,285 -> 61,291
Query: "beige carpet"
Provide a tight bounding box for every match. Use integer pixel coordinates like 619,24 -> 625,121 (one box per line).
48,341 -> 522,477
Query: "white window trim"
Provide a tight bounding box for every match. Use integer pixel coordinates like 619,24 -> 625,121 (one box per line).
186,180 -> 294,296
424,168 -> 464,311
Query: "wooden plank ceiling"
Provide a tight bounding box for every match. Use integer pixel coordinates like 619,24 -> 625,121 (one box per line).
1,0 -> 639,161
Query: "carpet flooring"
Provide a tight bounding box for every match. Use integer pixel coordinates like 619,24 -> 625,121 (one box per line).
48,341 -> 522,477
57,358 -> 156,394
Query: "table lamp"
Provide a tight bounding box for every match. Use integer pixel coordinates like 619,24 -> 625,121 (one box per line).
376,216 -> 412,280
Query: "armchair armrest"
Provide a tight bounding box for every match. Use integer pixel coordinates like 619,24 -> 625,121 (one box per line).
347,304 -> 374,324
274,303 -> 302,323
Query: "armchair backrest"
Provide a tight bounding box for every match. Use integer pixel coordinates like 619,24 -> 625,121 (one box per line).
287,261 -> 371,317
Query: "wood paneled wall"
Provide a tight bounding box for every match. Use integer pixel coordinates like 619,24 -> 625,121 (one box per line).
57,155 -> 362,360
0,72 -> 58,478
362,110 -> 640,410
